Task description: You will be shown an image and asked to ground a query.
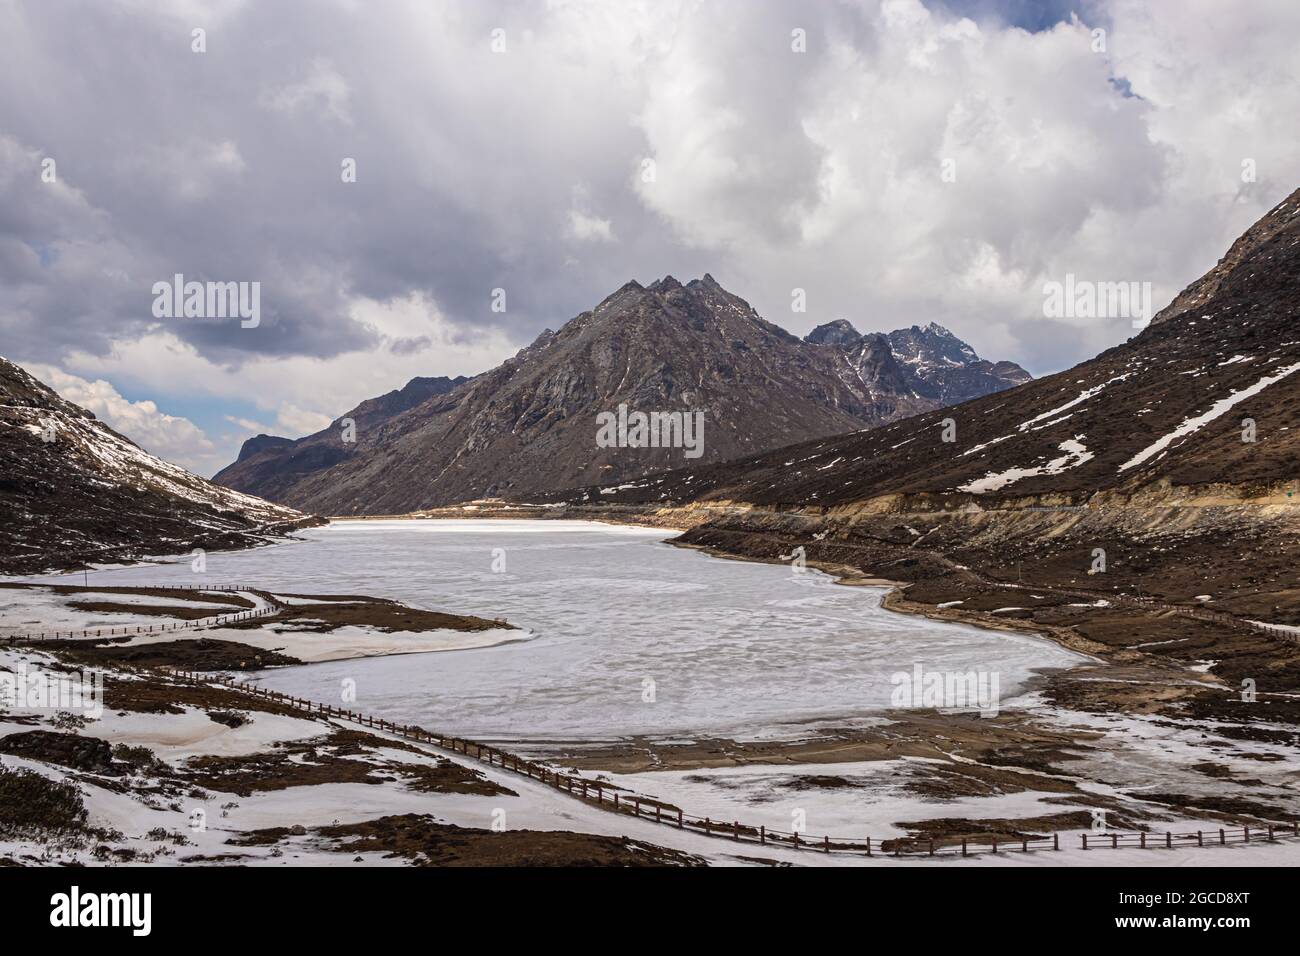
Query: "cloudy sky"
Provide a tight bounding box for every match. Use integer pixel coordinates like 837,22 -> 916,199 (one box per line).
2,0 -> 1297,475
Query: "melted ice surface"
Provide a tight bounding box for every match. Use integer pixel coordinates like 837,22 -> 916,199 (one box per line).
49,519 -> 1084,742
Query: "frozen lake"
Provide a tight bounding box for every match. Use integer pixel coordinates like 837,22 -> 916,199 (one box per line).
42,519 -> 1084,742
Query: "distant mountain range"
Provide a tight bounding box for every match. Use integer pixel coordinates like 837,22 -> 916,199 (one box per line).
0,357 -> 310,574
214,275 -> 1029,514
564,188 -> 1300,508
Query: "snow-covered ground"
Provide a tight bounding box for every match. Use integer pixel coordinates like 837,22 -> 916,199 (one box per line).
0,586 -> 246,637
1,641 -> 1290,868
0,583 -> 523,660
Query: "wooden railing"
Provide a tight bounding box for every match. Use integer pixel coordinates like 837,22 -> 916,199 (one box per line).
3,586 -> 280,643
163,668 -> 1300,860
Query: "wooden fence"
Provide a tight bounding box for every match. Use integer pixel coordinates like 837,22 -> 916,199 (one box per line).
3,585 -> 279,643
163,668 -> 1300,860
1159,602 -> 1300,645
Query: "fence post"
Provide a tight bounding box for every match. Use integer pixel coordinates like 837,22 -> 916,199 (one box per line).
1081,834 -> 1088,850
760,826 -> 766,845
677,809 -> 683,829
961,838 -> 967,857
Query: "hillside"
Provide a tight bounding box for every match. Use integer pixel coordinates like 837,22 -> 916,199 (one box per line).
0,358 -> 313,574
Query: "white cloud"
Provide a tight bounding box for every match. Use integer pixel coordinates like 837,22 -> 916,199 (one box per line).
275,403 -> 332,435
23,364 -> 221,474
567,210 -> 616,242
225,414 -> 268,432
261,57 -> 352,123
45,292 -> 518,455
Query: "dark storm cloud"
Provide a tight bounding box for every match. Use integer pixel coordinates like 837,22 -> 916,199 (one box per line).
1,0 -> 1297,389
0,0 -> 675,366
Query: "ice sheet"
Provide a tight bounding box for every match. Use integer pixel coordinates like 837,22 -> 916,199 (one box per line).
35,520 -> 1085,742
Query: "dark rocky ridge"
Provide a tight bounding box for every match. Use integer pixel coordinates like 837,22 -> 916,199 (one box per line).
0,357 -> 314,574
231,376 -> 467,465
808,318 -> 1032,405
214,275 -> 1028,514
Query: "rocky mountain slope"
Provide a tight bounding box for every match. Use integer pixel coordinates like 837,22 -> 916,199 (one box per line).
556,188 -> 1300,627
807,319 -> 1032,406
0,358 -> 312,574
215,275 -> 1027,514
581,192 -> 1300,509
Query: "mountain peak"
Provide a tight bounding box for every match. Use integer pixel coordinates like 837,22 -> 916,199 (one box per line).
648,275 -> 682,293
805,319 -> 863,347
237,433 -> 294,462
691,272 -> 723,291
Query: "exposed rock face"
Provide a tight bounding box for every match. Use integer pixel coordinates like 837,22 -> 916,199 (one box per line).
236,435 -> 294,462
0,357 -> 311,574
1150,191 -> 1300,327
214,276 -> 1028,514
805,318 -> 1031,406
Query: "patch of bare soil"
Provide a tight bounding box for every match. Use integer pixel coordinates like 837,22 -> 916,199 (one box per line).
49,637 -> 302,671
239,813 -> 707,866
95,672 -> 307,717
0,583 -> 256,608
903,759 -> 1079,799
226,598 -> 511,634
1138,792 -> 1298,824
182,728 -> 514,798
0,764 -> 91,837
885,811 -> 1100,850
0,730 -> 117,774
63,600 -> 243,620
